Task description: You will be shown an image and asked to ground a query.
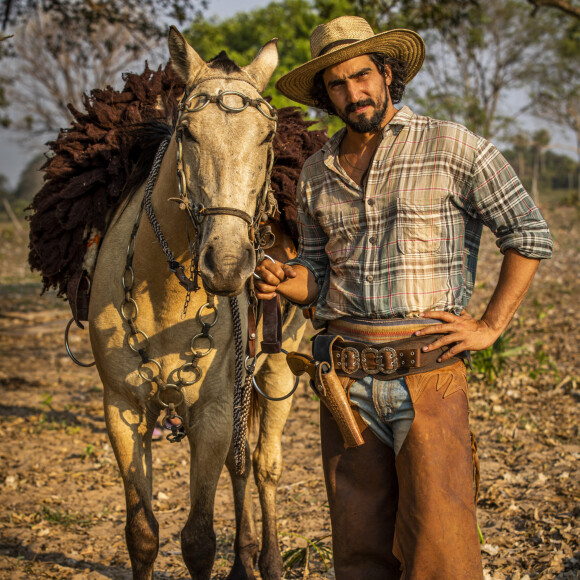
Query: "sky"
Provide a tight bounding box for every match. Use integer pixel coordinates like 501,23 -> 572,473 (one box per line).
0,0 -> 271,189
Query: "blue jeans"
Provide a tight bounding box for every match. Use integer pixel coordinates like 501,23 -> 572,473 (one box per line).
348,375 -> 414,455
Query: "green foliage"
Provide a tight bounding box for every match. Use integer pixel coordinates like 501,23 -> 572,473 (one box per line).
282,532 -> 333,573
37,505 -> 94,528
470,328 -> 526,384
184,0 -> 320,109
183,0 -> 356,132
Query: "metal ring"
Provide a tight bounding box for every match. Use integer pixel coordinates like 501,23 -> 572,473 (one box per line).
120,297 -> 138,322
122,266 -> 134,291
177,362 -> 202,386
250,349 -> 300,402
190,333 -> 214,357
244,354 -> 257,372
184,92 -> 211,112
156,384 -> 185,408
138,358 -> 162,383
197,303 -> 219,327
253,253 -> 277,279
64,318 -> 96,367
217,91 -> 249,112
127,329 -> 150,353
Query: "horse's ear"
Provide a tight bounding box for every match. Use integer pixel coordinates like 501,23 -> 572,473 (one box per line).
242,39 -> 279,93
168,26 -> 207,86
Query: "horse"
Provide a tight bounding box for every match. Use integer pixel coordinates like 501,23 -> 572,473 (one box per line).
88,27 -> 307,579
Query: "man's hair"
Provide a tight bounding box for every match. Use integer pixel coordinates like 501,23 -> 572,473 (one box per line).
309,53 -> 408,115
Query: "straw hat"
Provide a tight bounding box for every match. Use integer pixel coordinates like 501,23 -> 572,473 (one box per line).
275,16 -> 425,107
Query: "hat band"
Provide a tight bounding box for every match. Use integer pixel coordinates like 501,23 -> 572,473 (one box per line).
317,38 -> 359,57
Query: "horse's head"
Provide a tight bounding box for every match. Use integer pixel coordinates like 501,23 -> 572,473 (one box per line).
168,27 -> 278,297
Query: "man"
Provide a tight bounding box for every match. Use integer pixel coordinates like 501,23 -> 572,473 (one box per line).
254,16 -> 552,579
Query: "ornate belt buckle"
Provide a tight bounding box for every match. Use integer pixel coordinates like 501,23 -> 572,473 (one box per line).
360,347 -> 381,374
340,347 -> 360,374
378,347 -> 398,374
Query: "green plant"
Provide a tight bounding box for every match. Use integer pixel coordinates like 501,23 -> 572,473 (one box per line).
37,506 -> 94,528
81,444 -> 96,460
470,328 -> 526,384
40,393 -> 54,412
529,341 -> 559,380
282,532 -> 333,574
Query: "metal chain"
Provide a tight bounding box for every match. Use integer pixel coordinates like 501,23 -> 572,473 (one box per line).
121,204 -> 219,443
120,87 -> 276,451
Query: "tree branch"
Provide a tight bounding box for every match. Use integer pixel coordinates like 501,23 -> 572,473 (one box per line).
528,0 -> 580,19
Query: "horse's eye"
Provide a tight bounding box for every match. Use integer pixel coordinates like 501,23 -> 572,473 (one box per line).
180,125 -> 198,144
261,130 -> 275,145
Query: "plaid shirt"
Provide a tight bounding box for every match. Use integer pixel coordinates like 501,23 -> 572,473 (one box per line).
288,106 -> 553,329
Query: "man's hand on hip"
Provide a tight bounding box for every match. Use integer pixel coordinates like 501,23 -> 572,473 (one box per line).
414,310 -> 501,362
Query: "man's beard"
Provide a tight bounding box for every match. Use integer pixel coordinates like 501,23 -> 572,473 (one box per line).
336,88 -> 389,133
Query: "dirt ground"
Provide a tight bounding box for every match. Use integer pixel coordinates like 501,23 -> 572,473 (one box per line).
0,203 -> 578,580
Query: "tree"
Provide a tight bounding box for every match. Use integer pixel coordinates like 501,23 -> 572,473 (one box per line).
525,0 -> 580,19
389,0 -> 553,139
530,128 -> 551,202
511,132 -> 530,181
184,0 -> 360,134
184,0 -> 359,110
6,10 -> 163,138
529,17 -> 580,201
1,0 -> 206,39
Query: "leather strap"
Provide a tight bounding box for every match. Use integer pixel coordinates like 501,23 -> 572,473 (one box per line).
260,295 -> 282,354
66,270 -> 91,328
247,303 -> 257,357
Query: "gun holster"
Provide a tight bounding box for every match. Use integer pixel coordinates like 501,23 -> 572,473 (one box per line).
286,335 -> 364,448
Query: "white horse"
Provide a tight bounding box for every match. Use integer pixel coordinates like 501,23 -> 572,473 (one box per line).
89,27 -> 306,579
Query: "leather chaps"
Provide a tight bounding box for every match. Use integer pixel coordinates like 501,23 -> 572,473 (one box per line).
320,361 -> 483,580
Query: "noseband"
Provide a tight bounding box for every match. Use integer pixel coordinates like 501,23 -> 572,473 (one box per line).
142,80 -> 278,292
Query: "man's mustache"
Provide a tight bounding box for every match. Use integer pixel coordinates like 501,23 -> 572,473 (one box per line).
345,99 -> 375,114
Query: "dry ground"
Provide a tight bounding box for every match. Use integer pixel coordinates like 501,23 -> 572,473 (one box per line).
0,203 -> 578,579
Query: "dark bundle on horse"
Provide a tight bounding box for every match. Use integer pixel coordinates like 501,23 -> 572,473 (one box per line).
27,60 -> 328,299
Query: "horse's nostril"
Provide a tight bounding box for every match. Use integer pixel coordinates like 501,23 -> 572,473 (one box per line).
203,245 -> 215,271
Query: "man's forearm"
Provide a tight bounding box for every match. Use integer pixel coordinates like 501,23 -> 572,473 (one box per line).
480,249 -> 540,336
276,264 -> 320,305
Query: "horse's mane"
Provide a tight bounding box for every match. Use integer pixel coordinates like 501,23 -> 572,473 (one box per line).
27,60 -> 328,298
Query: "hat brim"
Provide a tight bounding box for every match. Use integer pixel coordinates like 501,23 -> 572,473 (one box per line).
275,29 -> 425,108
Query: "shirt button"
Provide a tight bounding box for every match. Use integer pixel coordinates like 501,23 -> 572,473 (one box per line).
369,236 -> 377,244
366,275 -> 374,282
367,199 -> 375,206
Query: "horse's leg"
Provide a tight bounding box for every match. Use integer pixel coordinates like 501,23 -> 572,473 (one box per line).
252,351 -> 295,580
181,404 -> 233,580
224,440 -> 259,580
104,394 -> 159,580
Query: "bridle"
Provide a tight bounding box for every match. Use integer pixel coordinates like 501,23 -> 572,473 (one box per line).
140,78 -> 279,293
121,77 -> 283,472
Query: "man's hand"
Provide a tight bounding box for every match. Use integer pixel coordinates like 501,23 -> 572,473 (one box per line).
415,310 -> 502,362
254,258 -> 297,300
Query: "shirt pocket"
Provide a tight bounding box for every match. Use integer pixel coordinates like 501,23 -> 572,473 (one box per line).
396,198 -> 442,255
318,213 -> 355,265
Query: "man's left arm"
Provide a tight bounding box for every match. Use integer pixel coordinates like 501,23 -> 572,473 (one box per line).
416,249 -> 540,361
415,136 -> 553,362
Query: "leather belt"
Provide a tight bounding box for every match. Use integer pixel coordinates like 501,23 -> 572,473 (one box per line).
330,334 -> 461,380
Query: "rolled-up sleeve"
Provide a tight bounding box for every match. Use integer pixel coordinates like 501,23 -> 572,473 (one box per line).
467,138 -> 553,259
286,170 -> 330,295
